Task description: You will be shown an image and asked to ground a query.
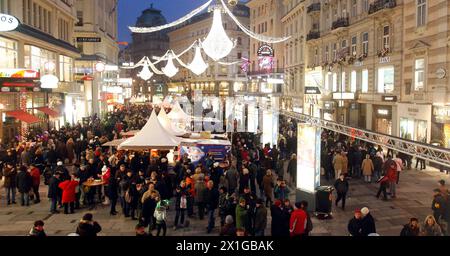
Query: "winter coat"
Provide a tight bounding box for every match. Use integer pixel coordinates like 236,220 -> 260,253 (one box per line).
386,167 -> 397,182
47,176 -> 61,199
2,166 -> 17,188
361,158 -> 374,176
361,213 -> 376,236
420,224 -> 443,236
270,205 -> 283,236
262,175 -> 274,199
194,180 -> 207,203
334,179 -> 349,194
58,180 -> 79,203
225,167 -> 239,191
333,154 -> 345,172
29,228 -> 46,237
205,187 -> 220,210
235,205 -> 248,230
142,197 -> 157,224
154,206 -> 167,224
254,205 -> 268,231
16,171 -> 32,193
220,224 -> 237,237
66,141 -> 75,162
400,225 -> 420,236
174,187 -> 190,210
76,221 -> 102,237
348,217 -> 363,236
108,174 -> 119,200
432,194 -> 447,221
289,209 -> 307,236
274,185 -> 290,201
287,158 -> 296,177
30,167 -> 40,187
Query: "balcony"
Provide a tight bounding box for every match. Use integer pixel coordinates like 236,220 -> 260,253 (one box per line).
306,31 -> 320,41
332,17 -> 349,30
369,0 -> 396,15
307,3 -> 321,14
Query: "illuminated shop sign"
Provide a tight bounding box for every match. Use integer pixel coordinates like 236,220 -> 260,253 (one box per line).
0,69 -> 40,79
0,13 -> 20,32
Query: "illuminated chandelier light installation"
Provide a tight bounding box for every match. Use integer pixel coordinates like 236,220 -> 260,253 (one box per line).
137,62 -> 153,81
201,7 -> 235,61
161,53 -> 179,78
188,45 -> 209,75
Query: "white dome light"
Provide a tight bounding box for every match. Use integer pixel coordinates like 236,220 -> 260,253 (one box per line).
162,54 -> 179,78
40,74 -> 59,89
188,46 -> 209,75
137,64 -> 153,81
201,8 -> 235,61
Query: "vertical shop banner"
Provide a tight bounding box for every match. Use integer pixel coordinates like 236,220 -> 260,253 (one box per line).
297,123 -> 321,193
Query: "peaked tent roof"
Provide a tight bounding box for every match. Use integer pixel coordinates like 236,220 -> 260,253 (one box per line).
167,101 -> 191,121
158,108 -> 186,136
118,110 -> 180,150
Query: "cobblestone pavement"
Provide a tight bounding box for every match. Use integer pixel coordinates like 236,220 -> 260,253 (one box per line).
0,164 -> 448,236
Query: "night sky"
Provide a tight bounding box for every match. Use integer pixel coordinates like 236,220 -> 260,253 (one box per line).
118,0 -> 200,43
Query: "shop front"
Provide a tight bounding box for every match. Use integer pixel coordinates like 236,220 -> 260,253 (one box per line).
322,101 -> 336,121
431,105 -> 450,148
372,105 -> 393,135
397,103 -> 431,143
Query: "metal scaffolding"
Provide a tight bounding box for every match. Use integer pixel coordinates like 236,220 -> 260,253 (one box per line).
281,110 -> 450,168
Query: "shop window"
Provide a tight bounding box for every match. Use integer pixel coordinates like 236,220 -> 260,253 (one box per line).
362,69 -> 369,93
332,73 -> 337,92
414,58 -> 425,91
0,37 -> 18,69
341,72 -> 346,92
377,66 -> 394,93
59,55 -> 73,82
24,45 -> 56,73
351,71 -> 357,92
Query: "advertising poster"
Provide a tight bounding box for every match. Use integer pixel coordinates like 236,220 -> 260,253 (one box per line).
297,124 -> 321,193
180,144 -> 231,166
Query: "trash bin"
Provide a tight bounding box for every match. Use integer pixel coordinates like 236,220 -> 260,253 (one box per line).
315,186 -> 334,215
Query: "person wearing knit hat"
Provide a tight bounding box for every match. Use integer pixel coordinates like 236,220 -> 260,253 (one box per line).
360,207 -> 376,236
348,209 -> 363,236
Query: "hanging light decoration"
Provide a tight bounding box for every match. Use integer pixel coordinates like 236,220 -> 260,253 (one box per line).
137,63 -> 153,81
162,52 -> 179,78
201,7 -> 235,61
188,45 -> 209,75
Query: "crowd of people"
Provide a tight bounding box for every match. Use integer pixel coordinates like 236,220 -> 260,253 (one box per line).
1,105 -> 449,237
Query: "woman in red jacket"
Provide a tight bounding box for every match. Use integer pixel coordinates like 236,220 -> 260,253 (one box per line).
289,202 -> 307,237
29,164 -> 41,204
59,174 -> 79,214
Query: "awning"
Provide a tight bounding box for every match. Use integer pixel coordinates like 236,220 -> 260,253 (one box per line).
36,107 -> 60,118
5,110 -> 40,124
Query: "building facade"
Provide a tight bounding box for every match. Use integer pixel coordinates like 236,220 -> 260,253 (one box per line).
167,3 -> 250,98
0,0 -> 80,144
74,0 -> 119,118
246,0 -> 285,99
128,4 -> 170,102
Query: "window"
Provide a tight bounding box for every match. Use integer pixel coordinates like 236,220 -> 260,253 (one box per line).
325,45 -> 329,62
76,11 -> 83,26
341,40 -> 347,49
362,0 -> 369,12
351,0 -> 357,17
314,48 -> 319,65
362,32 -> 369,55
325,72 -> 332,91
0,37 -> 18,69
377,66 -> 395,93
414,58 -> 425,90
59,55 -> 73,82
383,25 -> 390,50
333,43 -> 337,60
24,45 -> 56,73
351,71 -> 357,92
332,73 -> 337,92
341,72 -> 346,92
351,36 -> 357,56
362,69 -> 369,93
417,0 -> 427,27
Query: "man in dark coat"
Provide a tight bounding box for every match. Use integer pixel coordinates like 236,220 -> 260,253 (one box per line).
48,172 -> 61,213
254,198 -> 267,236
108,168 -> 119,215
334,174 -> 349,210
76,213 -> 102,237
16,166 -> 32,206
360,207 -> 376,236
205,180 -> 220,233
141,190 -> 157,231
3,162 -> 17,204
270,200 -> 283,236
400,218 -> 420,236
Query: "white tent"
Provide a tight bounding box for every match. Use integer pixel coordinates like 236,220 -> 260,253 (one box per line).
118,110 -> 181,150
158,108 -> 186,136
167,101 -> 191,121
